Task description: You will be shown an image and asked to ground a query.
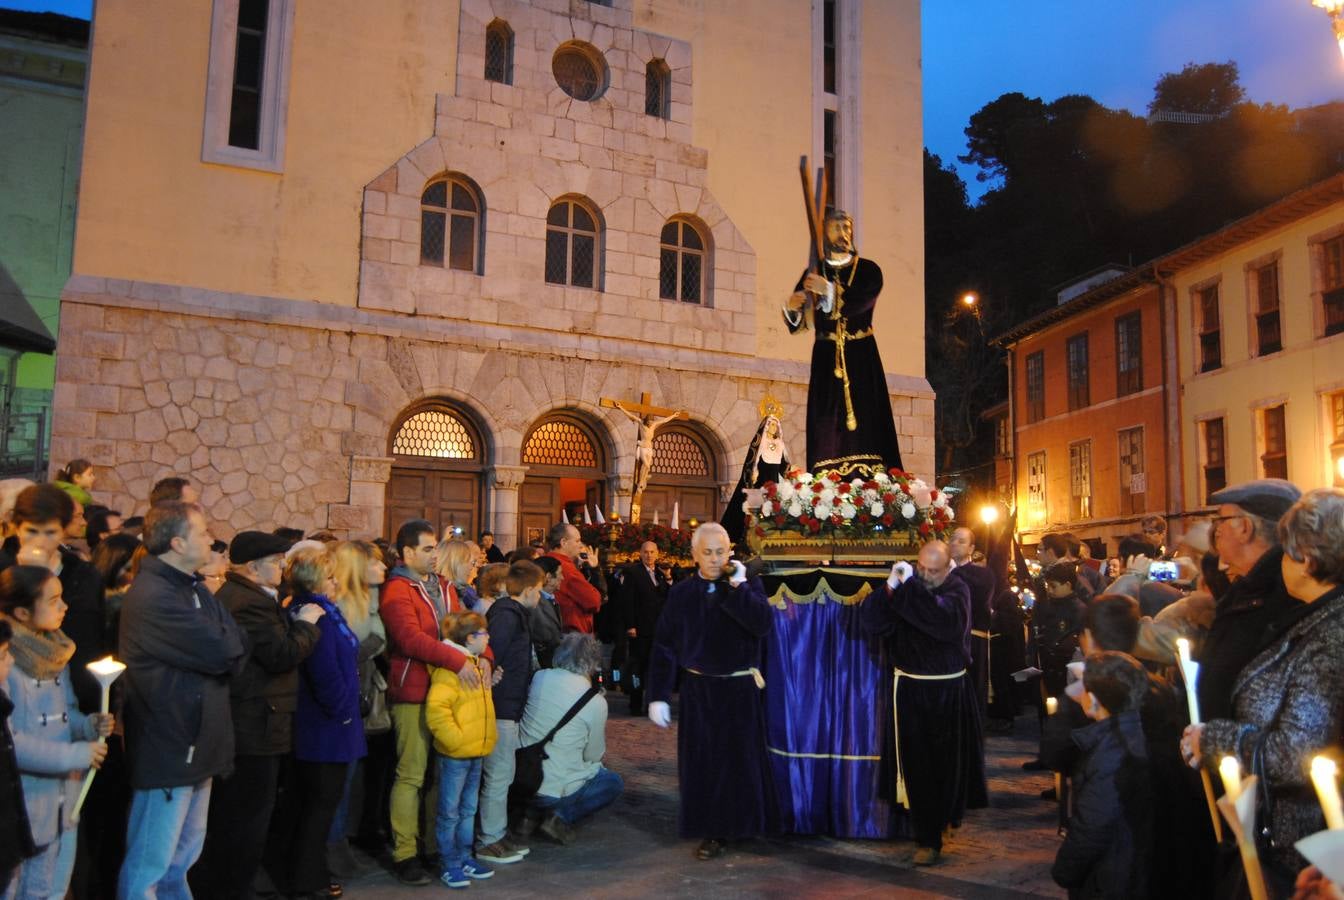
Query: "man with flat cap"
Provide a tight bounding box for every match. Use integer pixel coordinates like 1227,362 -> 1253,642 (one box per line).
1196,478 -> 1305,721
193,531 -> 324,900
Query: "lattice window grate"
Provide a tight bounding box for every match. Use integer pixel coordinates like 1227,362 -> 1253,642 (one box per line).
523,421 -> 598,467
393,410 -> 476,459
652,430 -> 709,476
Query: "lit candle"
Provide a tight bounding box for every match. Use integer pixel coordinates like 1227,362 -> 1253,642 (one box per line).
1046,697 -> 1058,716
1219,756 -> 1243,802
1175,637 -> 1202,725
1311,756 -> 1344,831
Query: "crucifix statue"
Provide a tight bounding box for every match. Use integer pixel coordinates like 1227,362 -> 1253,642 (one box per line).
601,391 -> 688,524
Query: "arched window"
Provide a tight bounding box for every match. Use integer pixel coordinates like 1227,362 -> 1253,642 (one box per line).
522,417 -> 602,468
387,401 -> 488,539
651,426 -> 711,477
545,198 -> 601,289
552,42 -> 608,102
484,20 -> 513,85
645,59 -> 670,119
660,218 -> 708,304
421,175 -> 483,273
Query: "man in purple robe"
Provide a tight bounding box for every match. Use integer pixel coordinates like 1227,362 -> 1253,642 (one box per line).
861,540 -> 987,866
647,523 -> 775,860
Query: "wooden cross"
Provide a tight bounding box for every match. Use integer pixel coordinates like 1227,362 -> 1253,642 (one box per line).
600,392 -> 689,524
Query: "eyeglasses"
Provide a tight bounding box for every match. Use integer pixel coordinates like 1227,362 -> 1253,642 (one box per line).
1209,514 -> 1245,530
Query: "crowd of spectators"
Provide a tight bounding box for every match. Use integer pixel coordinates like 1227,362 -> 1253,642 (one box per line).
0,465 -> 636,897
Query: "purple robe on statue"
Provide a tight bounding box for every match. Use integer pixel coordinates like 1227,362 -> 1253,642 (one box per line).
860,574 -> 987,851
647,574 -> 777,839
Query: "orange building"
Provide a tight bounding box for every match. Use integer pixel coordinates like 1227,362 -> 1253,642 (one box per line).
994,272 -> 1173,553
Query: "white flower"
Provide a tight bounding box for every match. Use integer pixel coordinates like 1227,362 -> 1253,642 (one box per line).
874,471 -> 891,485
947,506 -> 955,521
788,499 -> 804,518
850,478 -> 865,492
901,501 -> 916,520
778,480 -> 795,501
870,501 -> 884,517
839,501 -> 857,520
819,487 -> 836,504
933,492 -> 947,509
814,501 -> 834,520
796,472 -> 814,485
761,500 -> 773,517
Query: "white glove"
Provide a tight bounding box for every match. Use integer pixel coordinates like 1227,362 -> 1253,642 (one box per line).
888,561 -> 914,590
648,701 -> 671,728
727,560 -> 747,586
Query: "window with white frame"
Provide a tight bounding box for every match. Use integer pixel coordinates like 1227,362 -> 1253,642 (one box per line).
1069,441 -> 1092,520
1259,404 -> 1288,480
202,0 -> 294,172
1196,284 -> 1222,373
1200,418 -> 1227,503
1252,261 -> 1281,356
545,198 -> 601,289
421,176 -> 483,273
659,218 -> 707,304
1118,427 -> 1145,515
1027,451 -> 1047,518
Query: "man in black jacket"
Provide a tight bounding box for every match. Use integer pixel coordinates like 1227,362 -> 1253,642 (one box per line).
117,502 -> 246,899
192,531 -> 322,899
615,541 -> 668,716
1196,479 -> 1303,721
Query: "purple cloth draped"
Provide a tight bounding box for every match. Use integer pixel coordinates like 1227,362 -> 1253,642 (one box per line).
762,571 -> 897,838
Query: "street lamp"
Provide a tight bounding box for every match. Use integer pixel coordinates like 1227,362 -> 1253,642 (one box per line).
1313,0 -> 1344,58
961,291 -> 979,308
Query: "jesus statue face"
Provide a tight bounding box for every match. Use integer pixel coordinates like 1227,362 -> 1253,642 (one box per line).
823,213 -> 854,259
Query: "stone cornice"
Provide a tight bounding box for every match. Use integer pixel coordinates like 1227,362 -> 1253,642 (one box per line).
61,274 -> 933,398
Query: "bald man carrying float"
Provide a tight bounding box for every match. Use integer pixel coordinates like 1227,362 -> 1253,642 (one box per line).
861,541 -> 987,866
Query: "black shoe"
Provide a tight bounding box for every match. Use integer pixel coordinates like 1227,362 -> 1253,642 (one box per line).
1021,758 -> 1048,771
393,858 -> 432,887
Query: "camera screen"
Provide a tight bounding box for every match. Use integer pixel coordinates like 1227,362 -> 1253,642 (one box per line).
1147,561 -> 1179,582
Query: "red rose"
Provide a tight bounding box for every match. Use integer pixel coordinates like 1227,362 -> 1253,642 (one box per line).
837,483 -> 851,495
883,492 -> 896,504
830,514 -> 843,525
828,472 -> 842,483
864,480 -> 879,492
774,514 -> 786,526
808,520 -> 821,534
930,489 -> 939,501
812,483 -> 825,494
858,513 -> 871,524
881,514 -> 894,526
919,522 -> 931,536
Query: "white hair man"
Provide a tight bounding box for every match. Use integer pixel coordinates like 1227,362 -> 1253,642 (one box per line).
646,522 -> 775,860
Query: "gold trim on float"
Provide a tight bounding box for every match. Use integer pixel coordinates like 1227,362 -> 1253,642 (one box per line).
767,745 -> 882,761
766,576 -> 873,609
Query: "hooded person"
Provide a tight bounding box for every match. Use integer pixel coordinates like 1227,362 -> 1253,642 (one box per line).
720,411 -> 791,545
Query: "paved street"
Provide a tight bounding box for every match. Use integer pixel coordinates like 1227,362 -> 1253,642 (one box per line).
347,694 -> 1065,899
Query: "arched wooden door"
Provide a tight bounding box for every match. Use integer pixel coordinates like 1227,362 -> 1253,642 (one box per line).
385,403 -> 487,540
645,423 -> 721,524
517,412 -> 608,547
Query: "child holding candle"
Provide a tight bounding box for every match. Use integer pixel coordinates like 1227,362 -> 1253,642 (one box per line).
0,566 -> 113,899
1051,651 -> 1153,900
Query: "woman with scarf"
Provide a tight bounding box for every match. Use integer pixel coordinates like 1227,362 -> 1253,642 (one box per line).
437,540 -> 482,612
1,565 -> 113,899
720,414 -> 790,546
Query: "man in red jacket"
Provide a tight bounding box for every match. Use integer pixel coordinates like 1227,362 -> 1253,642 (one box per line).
543,522 -> 604,634
379,518 -> 491,886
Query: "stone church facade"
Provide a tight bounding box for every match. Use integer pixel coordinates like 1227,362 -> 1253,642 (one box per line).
54,0 -> 929,549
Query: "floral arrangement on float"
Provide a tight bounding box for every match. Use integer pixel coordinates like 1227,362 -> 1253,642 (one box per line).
578,522 -> 694,567
751,467 -> 953,544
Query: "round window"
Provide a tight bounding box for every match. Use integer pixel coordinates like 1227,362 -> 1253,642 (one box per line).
552,42 -> 608,101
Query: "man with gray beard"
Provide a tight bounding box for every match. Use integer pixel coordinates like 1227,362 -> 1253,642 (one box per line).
861,541 -> 987,866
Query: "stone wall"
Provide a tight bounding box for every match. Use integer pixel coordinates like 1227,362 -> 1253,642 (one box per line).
52,278 -> 932,543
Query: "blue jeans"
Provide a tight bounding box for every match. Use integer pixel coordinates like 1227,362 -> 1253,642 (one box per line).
327,760 -> 359,842
2,826 -> 77,900
534,767 -> 623,825
117,780 -> 212,900
434,756 -> 482,871
476,719 -> 519,847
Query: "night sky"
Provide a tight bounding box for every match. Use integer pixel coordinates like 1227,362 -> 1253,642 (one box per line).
8,0 -> 1344,203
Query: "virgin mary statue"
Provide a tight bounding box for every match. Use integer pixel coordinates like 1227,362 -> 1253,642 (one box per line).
720,410 -> 790,544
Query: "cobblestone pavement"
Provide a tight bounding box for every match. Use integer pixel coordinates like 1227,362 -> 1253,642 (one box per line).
346,694 -> 1065,899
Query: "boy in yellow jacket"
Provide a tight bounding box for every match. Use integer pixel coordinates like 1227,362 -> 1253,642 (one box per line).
426,611 -> 497,888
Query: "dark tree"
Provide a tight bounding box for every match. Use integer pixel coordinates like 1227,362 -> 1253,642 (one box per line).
1148,61 -> 1245,116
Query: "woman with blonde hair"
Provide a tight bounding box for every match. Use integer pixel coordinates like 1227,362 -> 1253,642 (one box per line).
326,541 -> 391,872
437,540 -> 482,611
